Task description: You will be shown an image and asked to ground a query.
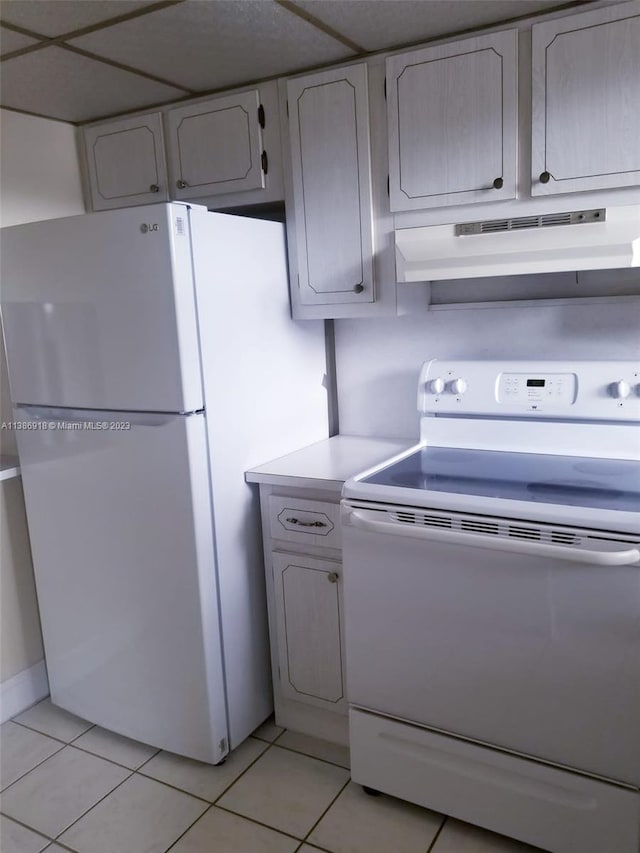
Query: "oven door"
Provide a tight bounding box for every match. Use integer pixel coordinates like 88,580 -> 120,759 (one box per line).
341,500 -> 640,786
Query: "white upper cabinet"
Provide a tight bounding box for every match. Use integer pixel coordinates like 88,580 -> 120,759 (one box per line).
531,1 -> 640,196
166,89 -> 266,200
83,113 -> 168,210
286,64 -> 375,309
387,30 -> 518,211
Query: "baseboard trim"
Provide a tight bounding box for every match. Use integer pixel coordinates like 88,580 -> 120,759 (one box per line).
0,659 -> 49,722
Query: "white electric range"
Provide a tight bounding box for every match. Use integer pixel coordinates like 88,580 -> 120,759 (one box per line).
341,360 -> 640,853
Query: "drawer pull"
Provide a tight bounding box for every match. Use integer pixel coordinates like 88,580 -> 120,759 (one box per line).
286,517 -> 327,528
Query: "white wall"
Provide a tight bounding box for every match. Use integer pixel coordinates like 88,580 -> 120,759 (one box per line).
334,291 -> 640,439
0,107 -> 85,710
0,108 -> 85,228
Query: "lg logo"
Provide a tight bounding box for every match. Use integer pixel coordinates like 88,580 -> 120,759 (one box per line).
140,223 -> 159,234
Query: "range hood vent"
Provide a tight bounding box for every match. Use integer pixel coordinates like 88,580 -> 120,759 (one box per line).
455,208 -> 604,236
395,204 -> 640,282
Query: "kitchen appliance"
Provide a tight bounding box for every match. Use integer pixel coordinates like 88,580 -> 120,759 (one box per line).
342,359 -> 640,853
395,204 -> 640,281
1,203 -> 328,763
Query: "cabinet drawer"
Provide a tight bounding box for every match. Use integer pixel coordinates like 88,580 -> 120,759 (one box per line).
268,496 -> 341,549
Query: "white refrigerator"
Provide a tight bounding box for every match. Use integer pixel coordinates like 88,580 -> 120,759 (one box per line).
1,203 -> 328,763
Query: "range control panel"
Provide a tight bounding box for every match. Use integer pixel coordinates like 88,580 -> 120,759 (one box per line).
418,359 -> 640,421
497,372 -> 577,405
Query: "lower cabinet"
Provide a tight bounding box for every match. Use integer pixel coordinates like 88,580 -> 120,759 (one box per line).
257,485 -> 349,745
271,552 -> 346,711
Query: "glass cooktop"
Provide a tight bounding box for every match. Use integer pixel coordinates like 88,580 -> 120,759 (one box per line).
362,446 -> 640,513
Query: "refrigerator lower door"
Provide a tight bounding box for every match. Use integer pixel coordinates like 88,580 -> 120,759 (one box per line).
1,204 -> 202,412
15,406 -> 228,763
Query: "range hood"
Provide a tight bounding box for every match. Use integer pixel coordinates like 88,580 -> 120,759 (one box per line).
395,205 -> 640,282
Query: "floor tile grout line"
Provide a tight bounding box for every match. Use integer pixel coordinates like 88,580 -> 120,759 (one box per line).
131,769 -> 221,806
271,729 -> 351,770
67,740 -> 161,772
49,765 -> 138,844
162,801 -> 216,852
300,774 -> 351,845
0,739 -> 66,794
164,738 -> 317,850
426,814 -> 449,852
270,740 -> 350,770
0,810 -> 56,845
8,718 -> 77,746
213,801 -> 308,845
209,739 -> 276,806
252,733 -> 283,744
4,722 -> 350,851
68,723 -> 96,743
136,737 -> 270,806
164,737 -> 307,851
128,746 -> 163,773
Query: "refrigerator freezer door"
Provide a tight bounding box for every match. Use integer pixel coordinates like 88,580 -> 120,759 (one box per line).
1,204 -> 202,412
15,406 -> 227,763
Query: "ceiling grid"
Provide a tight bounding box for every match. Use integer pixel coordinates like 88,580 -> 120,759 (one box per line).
0,0 -> 597,124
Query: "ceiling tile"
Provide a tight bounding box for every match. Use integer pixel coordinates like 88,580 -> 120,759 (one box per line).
0,46 -> 187,122
68,0 -> 355,92
294,0 -> 565,52
0,1 -> 155,38
0,25 -> 40,55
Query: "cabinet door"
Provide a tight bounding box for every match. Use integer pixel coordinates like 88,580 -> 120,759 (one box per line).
272,552 -> 346,711
83,113 -> 168,210
387,30 -> 518,211
287,64 -> 375,307
532,1 -> 640,196
166,90 -> 265,200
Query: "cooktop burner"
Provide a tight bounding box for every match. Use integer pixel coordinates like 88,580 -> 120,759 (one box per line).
364,446 -> 640,512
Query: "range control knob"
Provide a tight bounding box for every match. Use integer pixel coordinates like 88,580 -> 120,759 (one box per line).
428,377 -> 445,394
608,380 -> 631,399
448,378 -> 468,395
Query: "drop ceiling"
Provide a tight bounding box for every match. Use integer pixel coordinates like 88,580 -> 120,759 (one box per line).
0,0 -> 596,124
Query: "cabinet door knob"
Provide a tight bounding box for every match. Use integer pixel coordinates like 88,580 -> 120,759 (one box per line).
327,572 -> 339,583
149,184 -> 160,193
353,284 -> 364,294
176,179 -> 188,189
492,177 -> 503,189
539,171 -> 551,184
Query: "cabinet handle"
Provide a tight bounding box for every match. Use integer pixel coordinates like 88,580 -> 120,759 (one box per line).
539,171 -> 551,184
149,184 -> 160,193
353,284 -> 364,294
327,572 -> 339,583
492,177 -> 503,189
286,517 -> 326,528
261,150 -> 268,175
176,179 -> 188,189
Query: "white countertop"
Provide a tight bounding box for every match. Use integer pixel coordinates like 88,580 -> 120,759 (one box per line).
245,435 -> 411,492
0,454 -> 21,482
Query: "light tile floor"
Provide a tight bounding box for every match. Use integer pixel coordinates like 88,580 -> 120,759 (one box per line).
0,698 -> 546,853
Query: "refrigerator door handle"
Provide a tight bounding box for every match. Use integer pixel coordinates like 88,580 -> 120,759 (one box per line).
17,405 -> 186,427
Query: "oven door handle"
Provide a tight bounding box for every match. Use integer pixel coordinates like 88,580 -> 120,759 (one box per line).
345,509 -> 640,566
